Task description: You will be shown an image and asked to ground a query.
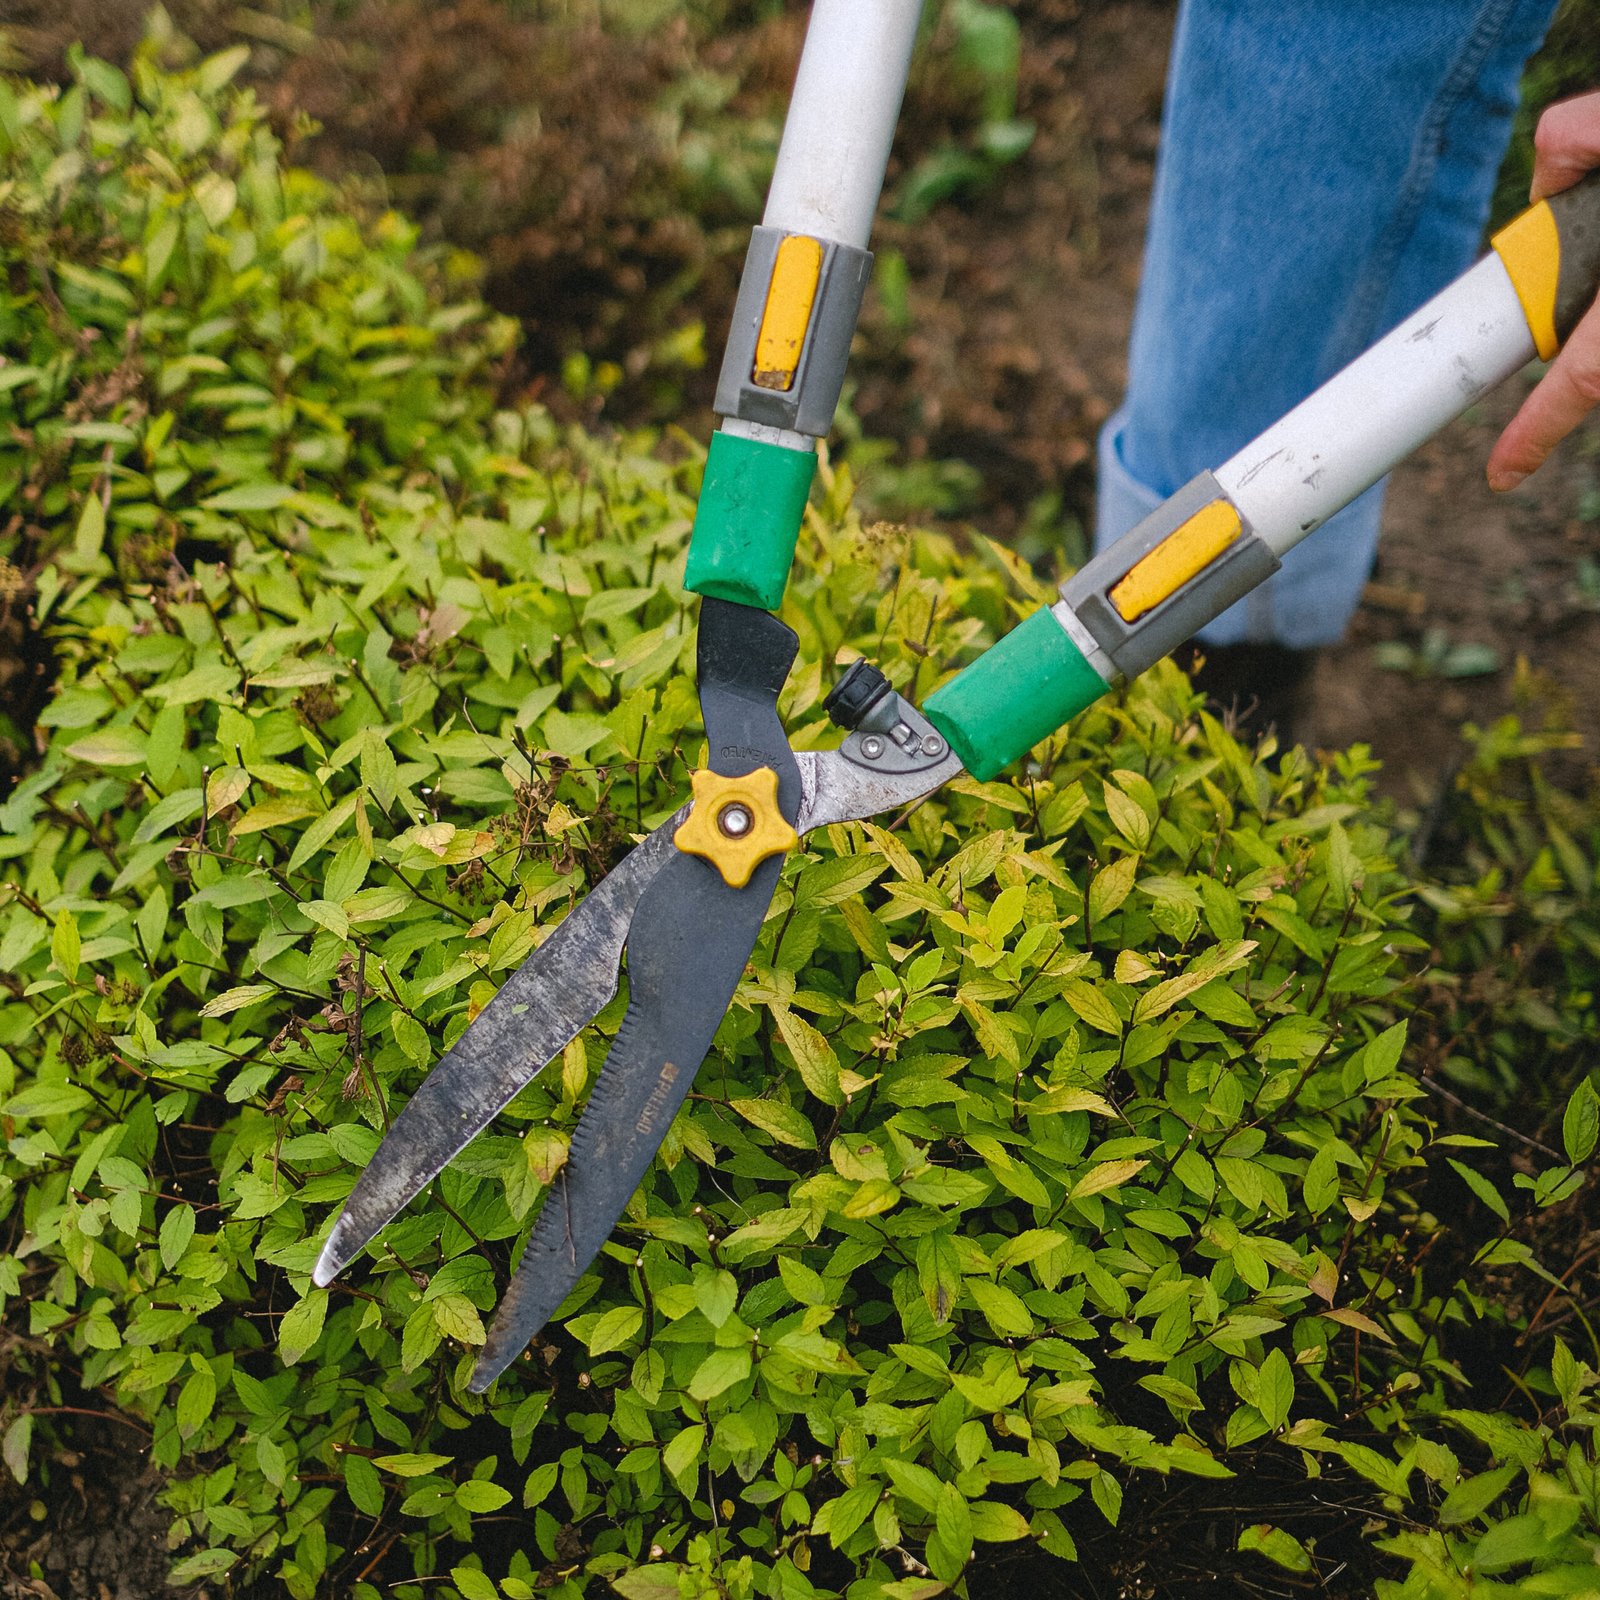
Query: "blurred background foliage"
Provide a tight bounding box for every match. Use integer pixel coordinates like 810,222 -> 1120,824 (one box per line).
0,0 -> 1048,430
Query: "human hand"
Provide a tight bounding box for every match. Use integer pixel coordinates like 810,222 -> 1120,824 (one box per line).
1487,89 -> 1600,492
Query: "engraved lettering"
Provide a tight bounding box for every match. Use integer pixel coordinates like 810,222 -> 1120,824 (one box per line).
719,744 -> 769,763
637,1060 -> 680,1139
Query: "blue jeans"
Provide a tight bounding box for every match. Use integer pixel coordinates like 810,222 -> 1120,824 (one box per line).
1096,0 -> 1557,647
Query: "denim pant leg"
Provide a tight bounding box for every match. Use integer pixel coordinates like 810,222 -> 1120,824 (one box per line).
1095,0 -> 1557,648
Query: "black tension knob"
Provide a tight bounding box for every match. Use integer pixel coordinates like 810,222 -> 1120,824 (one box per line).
824,659 -> 892,730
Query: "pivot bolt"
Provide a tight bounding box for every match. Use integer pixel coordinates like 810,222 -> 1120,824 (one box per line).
718,803 -> 754,838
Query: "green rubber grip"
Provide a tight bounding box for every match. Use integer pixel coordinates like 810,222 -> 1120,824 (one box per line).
684,430 -> 817,610
923,607 -> 1109,781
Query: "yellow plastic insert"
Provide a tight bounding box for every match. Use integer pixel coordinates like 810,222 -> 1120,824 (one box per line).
752,234 -> 824,391
673,765 -> 798,888
1109,499 -> 1243,623
1491,199 -> 1561,361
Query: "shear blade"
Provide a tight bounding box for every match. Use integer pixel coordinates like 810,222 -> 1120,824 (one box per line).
312,813 -> 683,1289
469,839 -> 785,1389
467,597 -> 802,1385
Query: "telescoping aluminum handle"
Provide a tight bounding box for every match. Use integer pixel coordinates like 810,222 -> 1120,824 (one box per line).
921,170 -> 1600,779
681,0 -> 924,613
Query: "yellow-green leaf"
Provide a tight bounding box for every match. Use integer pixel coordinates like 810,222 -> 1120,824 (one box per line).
1069,1159 -> 1147,1201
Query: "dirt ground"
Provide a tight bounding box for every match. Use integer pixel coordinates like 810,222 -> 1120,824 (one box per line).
0,1413 -> 172,1600
850,0 -> 1600,807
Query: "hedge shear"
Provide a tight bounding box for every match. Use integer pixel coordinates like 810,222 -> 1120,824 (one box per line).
314,0 -> 1600,1390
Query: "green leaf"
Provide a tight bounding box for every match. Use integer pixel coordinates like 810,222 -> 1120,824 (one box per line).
359,729 -> 399,811
132,788 -> 204,844
199,984 -> 275,1019
687,1346 -> 752,1401
611,1567 -> 686,1600
73,495 -> 106,562
65,728 -> 147,767
1302,1144 -> 1340,1215
3,1084 -> 92,1119
1070,1159 -> 1147,1200
1562,1077 -> 1599,1166
176,1363 -> 216,1438
3,1414 -> 32,1485
1238,1524 -> 1312,1572
1551,1338 -> 1580,1409
966,1278 -> 1032,1337
203,482 -> 296,512
1326,821 -> 1360,904
344,1452 -> 384,1516
662,1424 -> 704,1489
1060,979 -> 1121,1037
1322,1306 -> 1394,1342
1138,1374 -> 1203,1413
278,1290 -> 328,1365
1104,783 -> 1152,850
51,911 -> 80,982
916,1231 -> 961,1325
585,1305 -> 643,1356
969,1500 -> 1030,1542
1438,1463 -> 1520,1527
928,1481 -> 973,1582
1256,1347 -> 1293,1431
196,44 -> 251,91
1448,1157 -> 1510,1222
158,1204 -> 195,1271
730,1096 -> 816,1149
168,1549 -> 238,1584
1088,855 -> 1139,924
455,1480 -> 512,1514
773,1005 -> 842,1105
696,1269 -> 738,1329
375,1453 -> 454,1478
432,1294 -> 485,1346
231,798 -> 317,836
1473,1511 -> 1555,1573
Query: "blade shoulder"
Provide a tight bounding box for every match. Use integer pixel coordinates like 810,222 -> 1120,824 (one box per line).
796,687 -> 963,832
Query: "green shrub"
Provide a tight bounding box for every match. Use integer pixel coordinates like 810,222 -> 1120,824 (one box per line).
0,32 -> 513,764
4,39 -> 1600,1600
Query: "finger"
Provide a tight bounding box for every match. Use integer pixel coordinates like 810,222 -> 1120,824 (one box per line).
1529,91 -> 1600,201
1487,300 -> 1600,490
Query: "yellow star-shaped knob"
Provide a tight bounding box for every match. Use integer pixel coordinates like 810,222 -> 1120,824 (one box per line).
673,766 -> 798,888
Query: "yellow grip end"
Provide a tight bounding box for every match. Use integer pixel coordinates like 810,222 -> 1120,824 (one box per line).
1109,499 -> 1243,623
752,235 -> 824,392
1492,199 -> 1561,362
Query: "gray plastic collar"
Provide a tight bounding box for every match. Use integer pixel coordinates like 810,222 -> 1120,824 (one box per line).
1060,471 -> 1281,681
713,225 -> 873,438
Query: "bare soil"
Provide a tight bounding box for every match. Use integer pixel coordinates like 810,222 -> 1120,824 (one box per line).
0,1412 -> 172,1600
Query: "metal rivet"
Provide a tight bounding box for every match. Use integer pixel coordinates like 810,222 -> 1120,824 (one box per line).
860,735 -> 885,760
718,803 -> 753,838
921,735 -> 945,757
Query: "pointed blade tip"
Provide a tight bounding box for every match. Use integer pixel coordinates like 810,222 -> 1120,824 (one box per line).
313,1217 -> 365,1287
466,1359 -> 502,1395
